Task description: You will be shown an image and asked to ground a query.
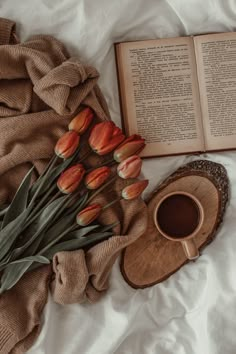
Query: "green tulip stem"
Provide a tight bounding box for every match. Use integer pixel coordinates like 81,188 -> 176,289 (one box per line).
102,197 -> 122,210
86,175 -> 118,204
48,193 -> 74,226
48,190 -> 61,204
85,158 -> 116,173
36,154 -> 56,182
109,160 -> 117,167
24,185 -> 58,229
78,149 -> 93,163
104,158 -> 116,166
29,155 -> 59,208
39,224 -> 78,255
0,205 -> 9,217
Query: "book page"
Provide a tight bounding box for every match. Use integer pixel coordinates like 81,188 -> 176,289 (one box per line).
116,37 -> 204,157
194,32 -> 236,151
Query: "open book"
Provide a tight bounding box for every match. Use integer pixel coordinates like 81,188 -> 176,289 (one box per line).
115,32 -> 236,157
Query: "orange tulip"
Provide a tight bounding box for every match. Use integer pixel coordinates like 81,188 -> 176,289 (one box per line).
117,155 -> 142,179
76,203 -> 102,226
89,121 -> 125,155
85,166 -> 111,189
121,180 -> 149,200
55,131 -> 79,159
113,134 -> 145,162
57,164 -> 85,194
69,107 -> 94,134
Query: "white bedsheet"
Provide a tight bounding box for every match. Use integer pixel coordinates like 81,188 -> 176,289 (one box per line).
1,0 -> 236,353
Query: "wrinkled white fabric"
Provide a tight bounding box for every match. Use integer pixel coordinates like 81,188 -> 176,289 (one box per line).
1,0 -> 236,353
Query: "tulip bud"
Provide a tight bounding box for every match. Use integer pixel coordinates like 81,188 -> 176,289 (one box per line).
117,155 -> 142,179
57,164 -> 85,194
55,131 -> 80,159
76,203 -> 102,226
121,180 -> 149,200
113,135 -> 145,162
85,166 -> 111,189
89,121 -> 125,155
68,107 -> 94,134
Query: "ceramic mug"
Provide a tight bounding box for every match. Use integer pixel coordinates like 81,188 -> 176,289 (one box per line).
153,191 -> 204,260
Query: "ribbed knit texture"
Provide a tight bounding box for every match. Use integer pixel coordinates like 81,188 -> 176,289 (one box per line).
0,18 -> 148,354
0,325 -> 16,353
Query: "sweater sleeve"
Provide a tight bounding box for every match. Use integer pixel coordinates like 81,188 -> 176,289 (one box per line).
0,265 -> 51,354
0,325 -> 17,353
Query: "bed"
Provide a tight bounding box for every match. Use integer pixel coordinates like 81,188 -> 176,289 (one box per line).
1,0 -> 236,353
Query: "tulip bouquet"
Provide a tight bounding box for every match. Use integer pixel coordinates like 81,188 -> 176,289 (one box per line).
0,107 -> 148,293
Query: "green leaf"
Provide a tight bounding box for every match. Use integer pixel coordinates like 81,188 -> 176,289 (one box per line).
68,225 -> 100,238
35,195 -> 68,229
40,213 -> 75,248
8,195 -> 67,260
0,249 -> 51,293
37,224 -> 100,255
1,167 -> 34,230
51,152 -> 79,178
0,253 -> 12,271
100,221 -> 120,233
0,261 -> 33,293
76,192 -> 89,211
9,255 -> 50,265
0,253 -> 49,272
84,231 -> 113,240
42,231 -> 113,259
0,208 -> 30,262
0,205 -> 9,218
40,193 -> 89,248
7,229 -> 46,265
46,194 -> 74,227
64,191 -> 88,216
0,204 -> 9,211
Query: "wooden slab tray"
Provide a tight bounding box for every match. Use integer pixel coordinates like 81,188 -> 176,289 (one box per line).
120,160 -> 229,289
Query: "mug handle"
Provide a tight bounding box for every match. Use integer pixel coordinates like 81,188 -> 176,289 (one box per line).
181,239 -> 199,260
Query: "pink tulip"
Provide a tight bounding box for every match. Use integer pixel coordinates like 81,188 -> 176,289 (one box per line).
121,180 -> 149,200
113,134 -> 145,162
117,155 -> 142,179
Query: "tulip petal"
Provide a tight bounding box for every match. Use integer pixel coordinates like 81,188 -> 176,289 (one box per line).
76,204 -> 102,226
122,180 -> 149,200
113,135 -> 145,162
118,134 -> 142,147
97,134 -> 125,155
89,122 -> 125,155
112,126 -> 123,137
57,164 -> 85,194
85,167 -> 111,189
55,131 -> 80,159
89,122 -> 115,151
117,155 -> 142,179
69,107 -> 94,134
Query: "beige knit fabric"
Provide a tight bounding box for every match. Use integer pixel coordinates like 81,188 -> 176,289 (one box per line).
0,18 -> 148,354
0,18 -> 110,205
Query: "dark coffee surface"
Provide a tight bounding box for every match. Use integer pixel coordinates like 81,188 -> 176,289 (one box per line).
157,194 -> 200,238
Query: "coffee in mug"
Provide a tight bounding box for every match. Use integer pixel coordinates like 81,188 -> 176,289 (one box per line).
156,194 -> 200,238
153,191 -> 204,260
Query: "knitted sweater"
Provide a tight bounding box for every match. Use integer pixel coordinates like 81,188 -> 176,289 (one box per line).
0,18 -> 148,354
